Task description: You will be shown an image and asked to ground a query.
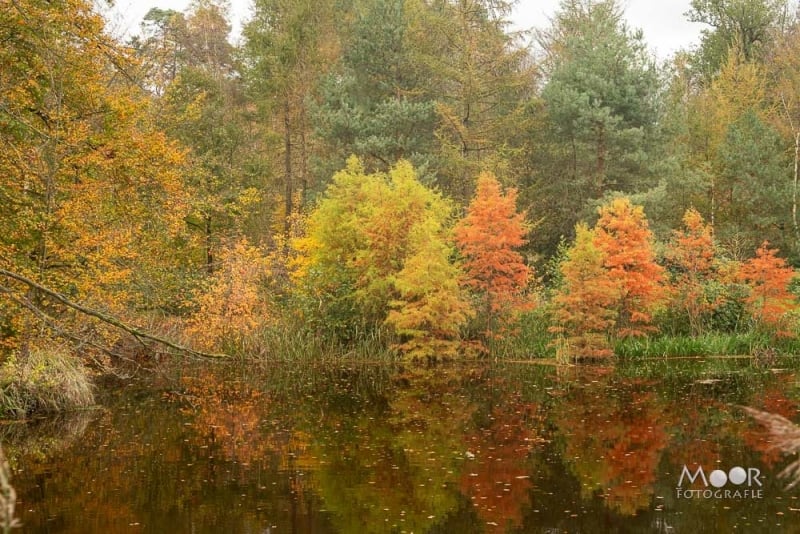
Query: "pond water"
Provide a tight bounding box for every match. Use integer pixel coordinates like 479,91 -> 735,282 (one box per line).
5,358 -> 800,533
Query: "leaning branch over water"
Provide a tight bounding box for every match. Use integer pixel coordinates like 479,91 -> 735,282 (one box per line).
0,268 -> 228,360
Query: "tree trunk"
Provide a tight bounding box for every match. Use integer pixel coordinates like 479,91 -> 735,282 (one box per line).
793,131 -> 799,243
595,122 -> 606,196
300,108 -> 308,207
284,100 -> 293,240
205,214 -> 214,274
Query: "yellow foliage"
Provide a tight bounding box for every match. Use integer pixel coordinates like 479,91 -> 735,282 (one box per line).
0,0 -> 194,348
386,220 -> 474,360
688,47 -> 769,167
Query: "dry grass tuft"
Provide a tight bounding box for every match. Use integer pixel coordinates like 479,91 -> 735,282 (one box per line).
742,406 -> 800,489
0,347 -> 94,418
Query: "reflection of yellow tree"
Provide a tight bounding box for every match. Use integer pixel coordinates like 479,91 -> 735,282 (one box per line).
458,391 -> 541,531
307,368 -> 477,533
554,379 -> 669,516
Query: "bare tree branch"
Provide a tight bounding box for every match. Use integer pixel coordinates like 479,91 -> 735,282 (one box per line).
0,269 -> 228,360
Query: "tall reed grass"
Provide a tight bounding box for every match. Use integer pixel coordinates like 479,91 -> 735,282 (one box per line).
614,332 -> 800,360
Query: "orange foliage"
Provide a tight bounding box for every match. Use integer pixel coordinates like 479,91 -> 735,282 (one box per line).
186,238 -> 271,351
178,371 -> 267,465
738,241 -> 798,335
459,394 -> 541,531
593,197 -> 666,338
669,208 -> 715,275
454,172 -> 532,338
665,208 -> 718,335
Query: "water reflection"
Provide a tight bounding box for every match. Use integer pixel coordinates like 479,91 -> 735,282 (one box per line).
4,361 -> 800,532
552,374 -> 670,516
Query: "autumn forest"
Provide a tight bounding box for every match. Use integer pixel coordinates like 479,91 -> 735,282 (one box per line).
4,0 -> 800,412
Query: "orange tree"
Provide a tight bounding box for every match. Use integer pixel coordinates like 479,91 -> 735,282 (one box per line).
738,242 -> 798,337
454,172 -> 532,340
186,238 -> 271,352
593,197 -> 666,338
664,208 -> 719,335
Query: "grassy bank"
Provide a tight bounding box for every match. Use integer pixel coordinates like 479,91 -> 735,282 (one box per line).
0,348 -> 94,418
614,332 -> 800,360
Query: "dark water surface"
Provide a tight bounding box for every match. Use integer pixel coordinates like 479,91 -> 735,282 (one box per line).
6,359 -> 800,533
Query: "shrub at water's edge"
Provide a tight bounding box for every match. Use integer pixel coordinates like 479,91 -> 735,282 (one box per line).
0,348 -> 94,418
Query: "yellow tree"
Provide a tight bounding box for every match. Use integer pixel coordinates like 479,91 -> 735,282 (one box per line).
386,220 -> 473,360
293,158 -> 469,355
551,223 -> 619,359
0,0 -> 191,349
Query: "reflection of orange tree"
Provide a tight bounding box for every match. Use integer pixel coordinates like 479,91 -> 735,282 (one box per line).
458,391 -> 542,531
176,370 -> 321,527
177,371 -> 312,468
664,395 -> 723,472
554,380 -> 669,516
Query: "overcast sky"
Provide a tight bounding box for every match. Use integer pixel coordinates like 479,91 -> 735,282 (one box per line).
104,0 -> 707,59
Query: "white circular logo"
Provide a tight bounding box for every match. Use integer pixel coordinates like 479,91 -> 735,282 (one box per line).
709,469 -> 728,488
728,466 -> 747,485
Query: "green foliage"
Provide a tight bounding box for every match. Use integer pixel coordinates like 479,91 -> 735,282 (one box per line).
312,0 -> 438,182
487,307 -> 557,360
687,0 -> 787,80
716,111 -> 791,252
615,331 -> 800,359
418,0 -> 533,195
708,280 -> 751,332
527,0 -> 664,256
235,318 -> 396,362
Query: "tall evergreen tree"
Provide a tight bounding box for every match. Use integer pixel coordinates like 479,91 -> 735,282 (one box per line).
312,0 -> 439,183
417,0 -> 534,198
526,0 -> 663,256
243,0 -> 339,235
